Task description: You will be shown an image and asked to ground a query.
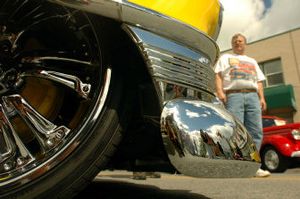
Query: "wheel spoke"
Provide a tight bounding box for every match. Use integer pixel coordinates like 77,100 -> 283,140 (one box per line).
6,0 -> 29,21
20,70 -> 91,99
20,4 -> 43,21
8,8 -> 90,59
0,104 -> 35,172
2,95 -> 70,153
19,14 -> 69,36
22,55 -> 92,66
2,0 -> 68,33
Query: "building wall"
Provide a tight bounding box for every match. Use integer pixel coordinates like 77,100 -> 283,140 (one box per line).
222,28 -> 300,122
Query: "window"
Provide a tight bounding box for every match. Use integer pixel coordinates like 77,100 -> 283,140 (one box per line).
259,58 -> 284,87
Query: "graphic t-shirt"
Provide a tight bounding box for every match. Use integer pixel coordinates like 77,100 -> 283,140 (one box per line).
214,53 -> 265,91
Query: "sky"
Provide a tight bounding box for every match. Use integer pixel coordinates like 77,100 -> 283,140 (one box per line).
216,0 -> 300,51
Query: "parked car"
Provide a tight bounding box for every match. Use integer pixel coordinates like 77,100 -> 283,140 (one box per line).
0,1 -> 260,198
261,115 -> 300,172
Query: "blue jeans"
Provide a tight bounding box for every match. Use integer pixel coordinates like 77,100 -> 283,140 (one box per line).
226,92 -> 263,150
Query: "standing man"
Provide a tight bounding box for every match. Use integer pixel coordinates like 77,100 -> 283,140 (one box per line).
214,33 -> 270,177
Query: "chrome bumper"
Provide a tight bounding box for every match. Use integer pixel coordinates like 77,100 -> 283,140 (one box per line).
125,25 -> 260,178
291,151 -> 300,157
161,99 -> 260,178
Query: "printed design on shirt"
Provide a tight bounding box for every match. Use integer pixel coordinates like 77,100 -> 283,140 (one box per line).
228,58 -> 257,81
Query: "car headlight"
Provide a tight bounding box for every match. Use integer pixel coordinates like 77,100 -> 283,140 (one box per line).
291,129 -> 300,140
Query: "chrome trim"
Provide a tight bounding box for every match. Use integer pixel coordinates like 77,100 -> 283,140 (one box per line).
291,151 -> 300,157
123,25 -> 216,104
49,0 -> 219,64
161,99 -> 260,178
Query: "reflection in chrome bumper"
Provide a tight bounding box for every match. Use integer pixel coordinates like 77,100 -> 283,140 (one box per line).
161,99 -> 260,178
291,151 -> 300,157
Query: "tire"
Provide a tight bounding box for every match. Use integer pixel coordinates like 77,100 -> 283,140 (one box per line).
0,1 -> 129,198
261,146 -> 289,173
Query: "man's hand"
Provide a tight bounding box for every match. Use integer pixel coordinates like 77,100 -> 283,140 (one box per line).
260,98 -> 267,112
257,82 -> 267,112
215,73 -> 226,103
217,92 -> 227,104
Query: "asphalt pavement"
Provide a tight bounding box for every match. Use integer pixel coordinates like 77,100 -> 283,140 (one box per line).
74,168 -> 300,199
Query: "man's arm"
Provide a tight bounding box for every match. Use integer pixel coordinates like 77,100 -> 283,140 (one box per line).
215,72 -> 226,103
257,81 -> 267,112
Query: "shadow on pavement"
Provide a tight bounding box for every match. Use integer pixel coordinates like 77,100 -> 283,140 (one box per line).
74,179 -> 210,199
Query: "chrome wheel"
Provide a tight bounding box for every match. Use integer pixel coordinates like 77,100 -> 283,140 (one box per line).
0,1 -> 115,196
262,146 -> 289,172
264,148 -> 280,171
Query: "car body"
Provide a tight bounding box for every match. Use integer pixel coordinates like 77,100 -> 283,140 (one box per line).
0,1 -> 260,198
261,115 -> 300,172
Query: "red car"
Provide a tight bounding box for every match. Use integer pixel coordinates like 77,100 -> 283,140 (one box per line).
261,115 -> 300,172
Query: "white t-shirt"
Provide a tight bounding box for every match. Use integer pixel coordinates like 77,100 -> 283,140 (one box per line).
214,53 -> 265,91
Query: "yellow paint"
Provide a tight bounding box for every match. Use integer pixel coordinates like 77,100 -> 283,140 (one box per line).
127,0 -> 221,37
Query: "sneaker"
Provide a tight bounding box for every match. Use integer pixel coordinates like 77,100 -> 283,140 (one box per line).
255,168 -> 271,177
145,172 -> 161,178
132,172 -> 147,180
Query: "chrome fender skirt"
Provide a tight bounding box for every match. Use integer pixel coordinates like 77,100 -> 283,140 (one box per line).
161,99 -> 260,178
